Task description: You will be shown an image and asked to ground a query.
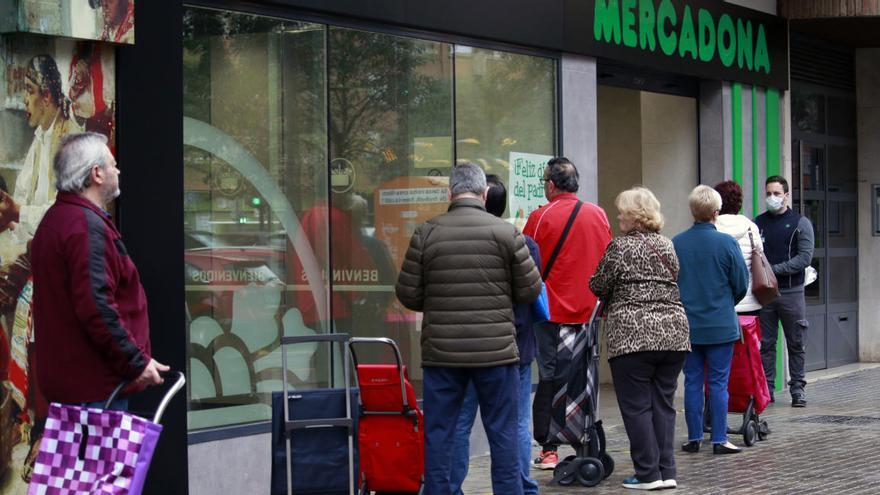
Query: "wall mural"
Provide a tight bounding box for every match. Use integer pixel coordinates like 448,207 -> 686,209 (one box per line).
0,34 -> 115,494
12,0 -> 135,44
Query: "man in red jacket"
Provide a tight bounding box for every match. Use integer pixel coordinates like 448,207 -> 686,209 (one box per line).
31,132 -> 167,409
523,157 -> 612,470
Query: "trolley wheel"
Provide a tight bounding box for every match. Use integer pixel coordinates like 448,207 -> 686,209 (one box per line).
576,457 -> 605,487
599,451 -> 615,478
553,459 -> 577,486
758,421 -> 771,440
744,419 -> 758,447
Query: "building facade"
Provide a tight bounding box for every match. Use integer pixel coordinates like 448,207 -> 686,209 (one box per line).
0,1 -> 877,494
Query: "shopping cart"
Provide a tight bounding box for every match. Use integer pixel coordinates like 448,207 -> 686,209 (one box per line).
271,333 -> 359,495
543,302 -> 614,487
350,337 -> 424,495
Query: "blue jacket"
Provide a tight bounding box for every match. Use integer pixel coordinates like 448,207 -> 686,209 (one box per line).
673,222 -> 749,345
514,235 -> 542,364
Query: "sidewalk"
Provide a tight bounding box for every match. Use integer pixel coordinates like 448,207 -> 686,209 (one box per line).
461,365 -> 880,494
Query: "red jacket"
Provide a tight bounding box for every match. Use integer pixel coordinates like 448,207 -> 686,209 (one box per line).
524,193 -> 611,323
32,192 -> 151,403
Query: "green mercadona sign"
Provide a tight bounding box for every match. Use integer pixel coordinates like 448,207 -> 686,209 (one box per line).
567,0 -> 788,89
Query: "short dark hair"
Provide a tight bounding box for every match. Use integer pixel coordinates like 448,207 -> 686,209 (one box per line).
485,174 -> 506,218
546,157 -> 579,193
715,180 -> 743,215
766,175 -> 789,193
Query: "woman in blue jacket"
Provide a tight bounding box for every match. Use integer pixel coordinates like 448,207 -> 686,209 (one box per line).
673,185 -> 749,455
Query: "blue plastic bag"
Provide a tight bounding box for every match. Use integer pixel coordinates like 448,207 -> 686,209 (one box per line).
531,282 -> 550,323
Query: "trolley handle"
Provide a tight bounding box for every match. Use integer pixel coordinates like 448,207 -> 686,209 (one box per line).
349,337 -> 410,411
103,371 -> 186,424
282,334 -> 350,345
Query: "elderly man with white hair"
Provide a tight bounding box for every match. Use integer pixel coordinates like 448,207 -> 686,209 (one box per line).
31,132 -> 167,412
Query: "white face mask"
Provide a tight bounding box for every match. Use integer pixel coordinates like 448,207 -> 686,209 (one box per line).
766,195 -> 785,213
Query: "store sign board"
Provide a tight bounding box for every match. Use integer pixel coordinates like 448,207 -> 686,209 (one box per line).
565,0 -> 788,89
0,0 -> 135,44
508,152 -> 552,230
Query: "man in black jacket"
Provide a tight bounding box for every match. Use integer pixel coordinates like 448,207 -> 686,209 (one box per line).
754,175 -> 815,407
396,162 -> 541,495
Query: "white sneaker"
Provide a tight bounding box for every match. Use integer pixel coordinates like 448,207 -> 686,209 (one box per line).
622,477 -> 665,490
661,479 -> 677,489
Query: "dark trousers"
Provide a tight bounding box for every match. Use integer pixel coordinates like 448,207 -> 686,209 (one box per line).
609,351 -> 687,483
423,364 -> 522,495
759,290 -> 808,393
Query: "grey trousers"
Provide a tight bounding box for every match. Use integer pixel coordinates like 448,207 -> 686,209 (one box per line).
759,290 -> 808,393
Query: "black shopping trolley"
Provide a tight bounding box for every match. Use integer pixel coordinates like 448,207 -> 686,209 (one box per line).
540,302 -> 614,487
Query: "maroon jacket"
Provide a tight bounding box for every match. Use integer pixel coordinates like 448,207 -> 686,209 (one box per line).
32,192 -> 151,403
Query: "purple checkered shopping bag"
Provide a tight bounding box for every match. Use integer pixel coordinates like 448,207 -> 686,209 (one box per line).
28,372 -> 185,495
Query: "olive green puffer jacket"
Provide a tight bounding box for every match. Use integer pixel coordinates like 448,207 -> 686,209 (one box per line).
395,197 -> 542,367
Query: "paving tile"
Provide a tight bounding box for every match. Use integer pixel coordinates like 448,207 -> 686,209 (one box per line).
460,367 -> 880,494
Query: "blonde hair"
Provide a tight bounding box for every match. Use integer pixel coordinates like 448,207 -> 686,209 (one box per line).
688,185 -> 722,222
616,186 -> 664,233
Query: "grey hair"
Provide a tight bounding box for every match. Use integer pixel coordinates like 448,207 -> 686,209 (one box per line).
449,162 -> 487,196
54,132 -> 110,193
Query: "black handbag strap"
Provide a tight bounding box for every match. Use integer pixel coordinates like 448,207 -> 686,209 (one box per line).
542,201 -> 583,280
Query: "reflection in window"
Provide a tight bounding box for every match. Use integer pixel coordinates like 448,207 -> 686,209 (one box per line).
799,143 -> 825,192
792,92 -> 825,133
183,7 -> 329,430
182,10 -> 559,427
802,200 -> 824,249
455,47 -> 556,225
323,28 -> 455,391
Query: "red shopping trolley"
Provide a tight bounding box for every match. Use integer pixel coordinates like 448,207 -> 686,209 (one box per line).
350,337 -> 424,495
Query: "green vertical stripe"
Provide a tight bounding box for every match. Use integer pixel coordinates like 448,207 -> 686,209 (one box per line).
766,88 -> 780,176
732,83 -> 743,185
765,87 -> 784,393
751,86 -> 758,218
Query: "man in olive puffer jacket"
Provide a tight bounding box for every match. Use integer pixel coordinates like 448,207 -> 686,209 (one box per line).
396,162 -> 542,495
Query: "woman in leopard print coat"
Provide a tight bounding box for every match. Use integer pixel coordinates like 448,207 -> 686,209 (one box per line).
589,186 -> 690,491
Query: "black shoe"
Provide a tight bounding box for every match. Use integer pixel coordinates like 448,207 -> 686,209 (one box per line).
713,443 -> 742,455
769,390 -> 775,403
791,393 -> 806,408
681,441 -> 700,453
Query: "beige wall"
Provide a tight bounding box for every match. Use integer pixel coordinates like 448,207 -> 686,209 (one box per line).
597,86 -> 642,235
856,48 -> 880,362
641,92 -> 699,237
597,87 -> 698,237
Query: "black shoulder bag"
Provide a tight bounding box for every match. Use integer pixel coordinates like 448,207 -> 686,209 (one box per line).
541,201 -> 583,281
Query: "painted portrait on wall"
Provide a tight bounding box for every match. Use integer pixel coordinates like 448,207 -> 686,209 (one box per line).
16,0 -> 135,44
0,35 -> 116,493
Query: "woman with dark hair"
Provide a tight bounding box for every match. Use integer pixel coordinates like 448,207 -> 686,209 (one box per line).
714,181 -> 764,316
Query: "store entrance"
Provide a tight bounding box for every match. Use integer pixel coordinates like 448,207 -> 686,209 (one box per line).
596,72 -> 699,238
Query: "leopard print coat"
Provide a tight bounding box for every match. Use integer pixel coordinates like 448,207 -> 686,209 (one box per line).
589,231 -> 691,359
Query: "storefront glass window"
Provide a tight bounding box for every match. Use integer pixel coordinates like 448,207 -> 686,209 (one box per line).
325,27 -> 454,391
455,46 -> 556,225
183,7 -> 329,430
183,10 -> 557,431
